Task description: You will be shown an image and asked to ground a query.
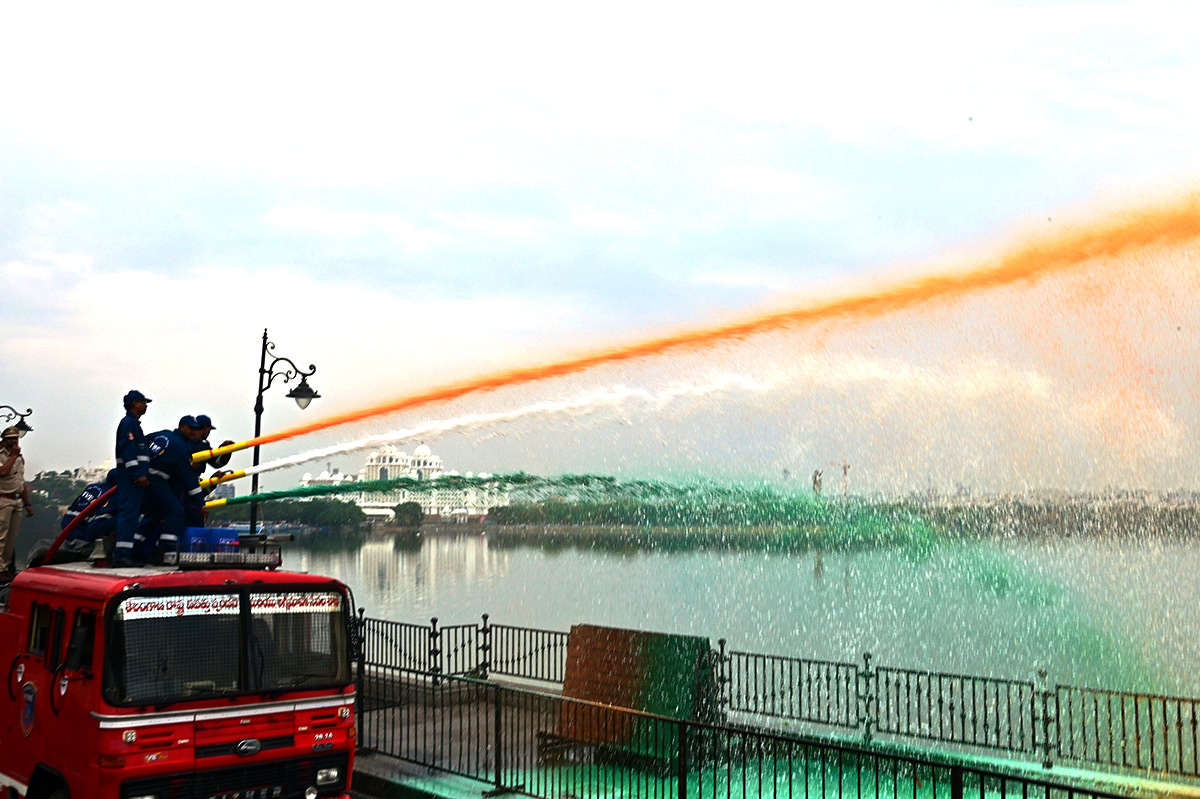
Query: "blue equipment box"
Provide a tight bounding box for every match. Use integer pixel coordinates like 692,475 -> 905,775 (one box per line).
183,527 -> 240,553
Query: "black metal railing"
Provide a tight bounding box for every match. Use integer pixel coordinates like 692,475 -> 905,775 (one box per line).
357,614 -> 1200,784
872,665 -> 1039,754
489,620 -> 570,683
724,648 -> 859,731
358,669 -> 1127,799
1057,685 -> 1200,778
361,618 -> 434,673
435,619 -> 480,680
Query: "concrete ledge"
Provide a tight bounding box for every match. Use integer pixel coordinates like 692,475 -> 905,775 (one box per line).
353,751 -> 484,799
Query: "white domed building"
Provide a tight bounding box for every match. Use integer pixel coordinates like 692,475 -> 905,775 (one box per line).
307,443 -> 506,524
360,443 -> 443,483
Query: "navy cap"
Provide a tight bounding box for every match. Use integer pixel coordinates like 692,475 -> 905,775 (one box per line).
195,414 -> 215,429
179,415 -> 200,429
123,389 -> 152,404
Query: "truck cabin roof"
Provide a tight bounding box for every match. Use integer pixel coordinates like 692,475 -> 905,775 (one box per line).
3,561 -> 342,608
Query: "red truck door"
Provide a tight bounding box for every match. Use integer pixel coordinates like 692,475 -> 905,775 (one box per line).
8,601 -> 67,787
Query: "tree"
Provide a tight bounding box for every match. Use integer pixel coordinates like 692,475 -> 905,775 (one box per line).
206,499 -> 365,531
29,473 -> 88,505
392,501 -> 424,528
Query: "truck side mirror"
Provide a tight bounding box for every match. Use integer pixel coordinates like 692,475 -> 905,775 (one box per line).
64,625 -> 91,672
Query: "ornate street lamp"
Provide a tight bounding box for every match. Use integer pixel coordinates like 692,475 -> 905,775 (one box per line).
251,329 -> 319,534
0,405 -> 33,437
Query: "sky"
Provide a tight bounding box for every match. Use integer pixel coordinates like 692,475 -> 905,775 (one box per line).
3,2 -> 1200,494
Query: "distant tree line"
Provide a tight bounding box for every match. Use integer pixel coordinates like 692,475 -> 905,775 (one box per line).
486,494 -> 924,529
29,471 -> 89,505
486,494 -> 1200,540
207,498 -> 365,531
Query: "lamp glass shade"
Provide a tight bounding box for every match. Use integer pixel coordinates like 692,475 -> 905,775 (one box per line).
286,378 -> 320,410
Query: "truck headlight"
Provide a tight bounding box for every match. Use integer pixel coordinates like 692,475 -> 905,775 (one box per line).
316,766 -> 340,785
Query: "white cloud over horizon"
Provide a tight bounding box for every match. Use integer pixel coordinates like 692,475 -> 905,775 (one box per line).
3,1 -> 1200,493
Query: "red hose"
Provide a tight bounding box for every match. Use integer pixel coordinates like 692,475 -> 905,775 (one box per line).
40,486 -> 117,566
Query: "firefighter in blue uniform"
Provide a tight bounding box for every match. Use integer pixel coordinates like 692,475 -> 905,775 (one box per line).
192,414 -> 233,472
113,390 -> 151,566
187,414 -> 234,527
141,416 -> 205,559
60,469 -> 119,559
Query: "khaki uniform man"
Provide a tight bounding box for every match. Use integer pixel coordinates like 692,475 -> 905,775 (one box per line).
0,426 -> 33,580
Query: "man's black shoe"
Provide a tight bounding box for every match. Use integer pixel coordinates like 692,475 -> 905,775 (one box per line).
110,556 -> 143,568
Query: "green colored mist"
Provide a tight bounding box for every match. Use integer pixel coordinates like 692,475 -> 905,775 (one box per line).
236,472 -> 1166,691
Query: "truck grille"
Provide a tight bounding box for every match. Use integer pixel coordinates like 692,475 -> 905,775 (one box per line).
120,753 -> 347,799
195,735 -> 295,759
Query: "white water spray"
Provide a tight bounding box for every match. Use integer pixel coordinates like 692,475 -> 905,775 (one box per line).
244,372 -> 787,480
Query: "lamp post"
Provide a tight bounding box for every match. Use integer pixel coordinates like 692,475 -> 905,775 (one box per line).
0,406 -> 33,437
250,329 -> 319,535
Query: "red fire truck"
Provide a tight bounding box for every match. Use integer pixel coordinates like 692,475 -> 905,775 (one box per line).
0,543 -> 357,799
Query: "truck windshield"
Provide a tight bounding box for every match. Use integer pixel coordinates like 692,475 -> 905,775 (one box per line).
105,588 -> 350,706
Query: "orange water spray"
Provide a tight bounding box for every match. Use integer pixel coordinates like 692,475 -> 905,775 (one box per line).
194,195 -> 1200,464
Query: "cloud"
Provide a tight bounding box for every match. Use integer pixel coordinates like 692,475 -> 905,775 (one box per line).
4,0 -> 1200,495
6,1 -> 1197,183
263,204 -> 452,252
0,257 -> 595,471
568,208 -> 649,233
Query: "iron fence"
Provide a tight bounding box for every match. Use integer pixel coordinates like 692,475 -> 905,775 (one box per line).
872,665 -> 1039,755
488,618 -> 570,683
724,648 -> 859,730
1057,685 -> 1200,778
436,619 -> 480,679
358,614 -> 1200,784
359,669 -> 1127,799
361,618 -> 435,673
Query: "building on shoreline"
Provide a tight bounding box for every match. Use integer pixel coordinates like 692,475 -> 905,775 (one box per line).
300,444 -> 507,524
71,461 -> 115,485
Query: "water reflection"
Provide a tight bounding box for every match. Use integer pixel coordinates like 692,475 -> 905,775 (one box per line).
289,531 -> 1199,696
291,531 -> 513,615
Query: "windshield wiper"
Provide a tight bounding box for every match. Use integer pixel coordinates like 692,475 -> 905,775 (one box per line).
263,672 -> 327,698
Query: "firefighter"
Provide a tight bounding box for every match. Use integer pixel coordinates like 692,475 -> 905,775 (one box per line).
60,469 -> 119,560
140,416 -> 205,559
187,413 -> 235,527
192,414 -> 234,472
113,390 -> 151,567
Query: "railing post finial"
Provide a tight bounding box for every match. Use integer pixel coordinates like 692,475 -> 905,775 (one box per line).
859,651 -> 876,744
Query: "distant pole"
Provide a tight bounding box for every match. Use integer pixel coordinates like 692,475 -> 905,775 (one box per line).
250,329 -> 319,534
829,461 -> 850,499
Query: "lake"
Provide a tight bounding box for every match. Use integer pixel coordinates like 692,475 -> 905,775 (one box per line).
288,530 -> 1200,696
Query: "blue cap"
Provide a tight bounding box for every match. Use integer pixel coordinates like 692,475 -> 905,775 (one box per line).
179,415 -> 200,429
123,389 -> 152,404
195,414 -> 215,429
